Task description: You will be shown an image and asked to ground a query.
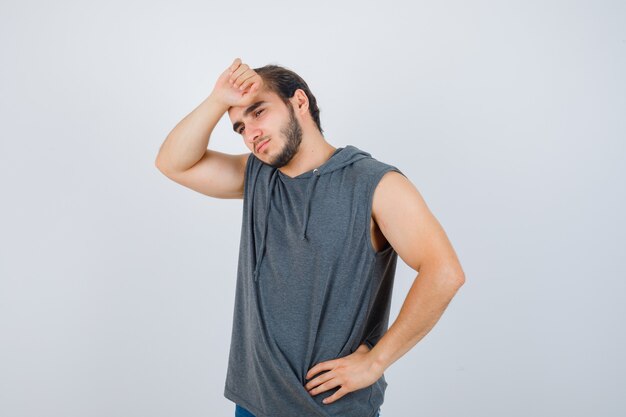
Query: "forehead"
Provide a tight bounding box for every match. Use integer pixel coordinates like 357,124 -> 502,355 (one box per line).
227,90 -> 280,121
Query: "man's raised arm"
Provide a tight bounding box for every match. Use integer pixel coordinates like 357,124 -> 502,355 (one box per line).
155,58 -> 263,199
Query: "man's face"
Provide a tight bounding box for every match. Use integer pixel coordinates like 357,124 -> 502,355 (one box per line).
229,91 -> 303,168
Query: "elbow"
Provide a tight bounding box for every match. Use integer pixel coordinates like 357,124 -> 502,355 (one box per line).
154,151 -> 171,174
155,154 -> 164,168
418,263 -> 466,287
155,156 -> 165,173
455,272 -> 466,287
449,264 -> 466,287
155,158 -> 173,177
154,141 -> 169,172
443,266 -> 466,289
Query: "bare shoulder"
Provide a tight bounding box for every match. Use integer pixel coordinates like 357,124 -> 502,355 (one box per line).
371,170 -> 465,280
371,170 -> 422,229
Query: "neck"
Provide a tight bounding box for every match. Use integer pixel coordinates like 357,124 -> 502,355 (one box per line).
278,133 -> 336,178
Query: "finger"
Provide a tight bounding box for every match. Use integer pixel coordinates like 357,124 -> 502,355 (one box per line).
238,75 -> 260,92
229,57 -> 242,74
323,386 -> 350,405
305,370 -> 334,391
229,64 -> 249,84
306,360 -> 336,380
248,77 -> 263,93
234,71 -> 256,90
309,376 -> 342,396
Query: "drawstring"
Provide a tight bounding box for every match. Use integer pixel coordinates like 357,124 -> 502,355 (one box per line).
253,167 -> 322,282
253,168 -> 279,282
249,148 -> 371,283
302,168 -> 321,240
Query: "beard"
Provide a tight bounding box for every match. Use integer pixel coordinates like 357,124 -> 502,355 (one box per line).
266,102 -> 303,168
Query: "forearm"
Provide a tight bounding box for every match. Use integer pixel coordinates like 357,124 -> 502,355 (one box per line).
155,93 -> 229,172
369,268 -> 464,373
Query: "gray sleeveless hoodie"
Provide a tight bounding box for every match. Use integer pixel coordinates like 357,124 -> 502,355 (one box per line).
224,145 -> 405,417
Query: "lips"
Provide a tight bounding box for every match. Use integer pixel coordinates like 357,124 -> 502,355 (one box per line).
256,139 -> 270,152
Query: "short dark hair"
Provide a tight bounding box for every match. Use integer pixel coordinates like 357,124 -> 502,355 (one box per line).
253,64 -> 323,134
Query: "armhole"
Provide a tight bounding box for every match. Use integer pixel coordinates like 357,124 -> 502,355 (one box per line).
242,153 -> 254,201
365,166 -> 406,257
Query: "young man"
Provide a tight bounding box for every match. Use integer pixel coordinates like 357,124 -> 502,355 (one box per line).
155,58 -> 465,417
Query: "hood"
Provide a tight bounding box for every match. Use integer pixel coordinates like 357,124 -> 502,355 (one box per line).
252,145 -> 371,282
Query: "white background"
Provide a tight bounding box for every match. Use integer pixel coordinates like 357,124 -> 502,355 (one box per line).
1,1 -> 625,416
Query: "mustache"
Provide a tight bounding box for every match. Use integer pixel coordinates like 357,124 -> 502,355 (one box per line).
254,136 -> 270,151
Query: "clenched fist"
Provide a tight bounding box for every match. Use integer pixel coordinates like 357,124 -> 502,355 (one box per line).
210,57 -> 265,108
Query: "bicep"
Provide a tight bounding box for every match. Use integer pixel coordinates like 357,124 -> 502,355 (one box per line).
159,150 -> 250,199
372,171 -> 464,277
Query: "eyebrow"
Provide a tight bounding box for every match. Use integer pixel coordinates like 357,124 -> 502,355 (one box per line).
232,101 -> 267,133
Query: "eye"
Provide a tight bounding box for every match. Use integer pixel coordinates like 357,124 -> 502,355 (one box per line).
238,109 -> 264,134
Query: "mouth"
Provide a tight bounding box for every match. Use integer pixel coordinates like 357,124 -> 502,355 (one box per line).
256,139 -> 270,152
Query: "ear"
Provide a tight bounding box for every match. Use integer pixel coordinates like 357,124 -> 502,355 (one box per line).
291,88 -> 309,114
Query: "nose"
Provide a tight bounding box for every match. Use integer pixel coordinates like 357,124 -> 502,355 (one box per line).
245,126 -> 262,147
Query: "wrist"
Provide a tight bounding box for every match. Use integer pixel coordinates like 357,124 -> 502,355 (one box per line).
368,345 -> 390,375
207,92 -> 230,111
